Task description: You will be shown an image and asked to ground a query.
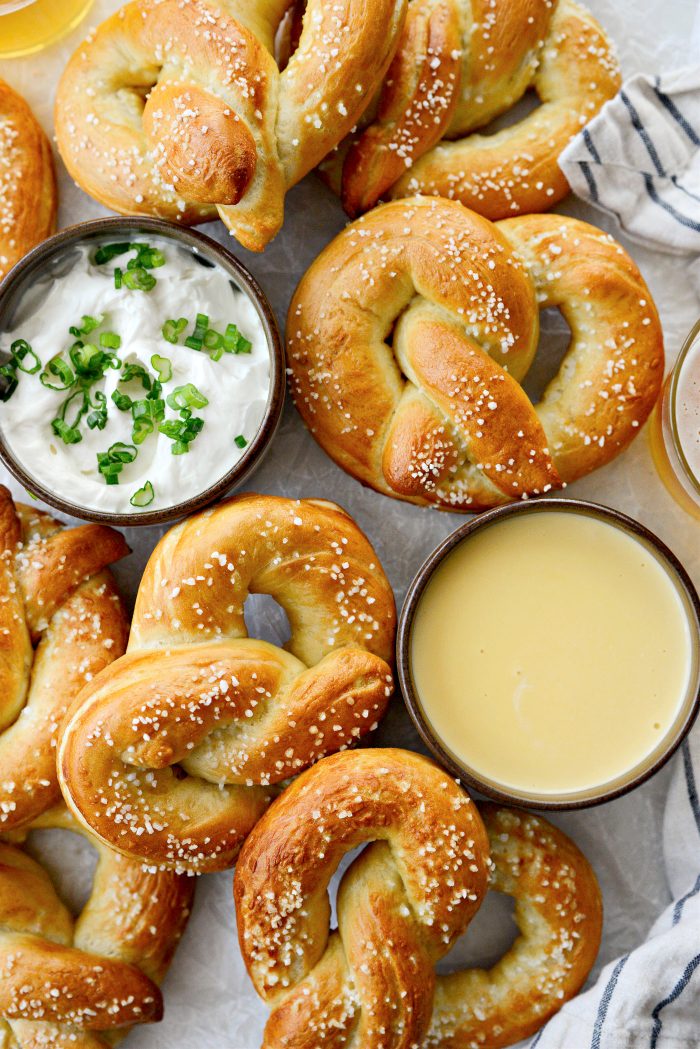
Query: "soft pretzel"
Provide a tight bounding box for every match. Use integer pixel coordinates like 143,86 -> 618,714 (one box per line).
234,749 -> 602,1048
0,804 -> 193,1048
55,0 -> 407,251
287,196 -> 664,510
322,0 -> 620,219
0,80 -> 57,282
58,494 -> 396,873
0,487 -> 129,832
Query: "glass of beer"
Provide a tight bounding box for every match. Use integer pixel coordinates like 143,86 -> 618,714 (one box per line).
0,0 -> 93,59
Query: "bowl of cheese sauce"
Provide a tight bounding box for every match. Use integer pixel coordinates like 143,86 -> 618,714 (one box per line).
0,218 -> 283,523
398,499 -> 700,808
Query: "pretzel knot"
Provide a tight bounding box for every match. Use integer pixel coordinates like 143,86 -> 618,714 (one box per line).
55,0 -> 407,251
0,487 -> 129,833
322,0 -> 621,219
0,806 -> 193,1049
287,196 -> 663,510
234,750 -> 603,1049
59,494 -> 396,874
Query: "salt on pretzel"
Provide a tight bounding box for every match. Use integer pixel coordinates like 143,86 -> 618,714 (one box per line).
0,486 -> 129,832
321,0 -> 620,219
58,494 -> 396,873
287,196 -> 663,511
0,804 -> 193,1048
0,80 -> 57,282
234,749 -> 602,1049
55,0 -> 407,251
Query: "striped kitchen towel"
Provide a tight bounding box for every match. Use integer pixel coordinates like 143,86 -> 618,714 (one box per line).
559,68 -> 700,255
522,730 -> 700,1049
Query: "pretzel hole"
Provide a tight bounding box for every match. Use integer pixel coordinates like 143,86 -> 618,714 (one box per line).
521,306 -> 573,405
436,890 -> 518,974
116,66 -> 163,113
25,828 -> 97,916
275,0 -> 305,71
462,89 -> 541,140
244,593 -> 292,647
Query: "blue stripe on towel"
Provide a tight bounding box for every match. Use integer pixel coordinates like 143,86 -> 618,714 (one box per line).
579,161 -> 600,202
650,954 -> 700,1048
682,739 -> 700,835
621,90 -> 667,176
644,174 -> 700,233
591,955 -> 629,1049
671,175 -> 700,205
583,127 -> 602,164
654,78 -> 700,146
673,873 -> 700,926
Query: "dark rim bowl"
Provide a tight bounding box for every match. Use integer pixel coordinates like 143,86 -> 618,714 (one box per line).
0,217 -> 285,526
397,498 -> 700,810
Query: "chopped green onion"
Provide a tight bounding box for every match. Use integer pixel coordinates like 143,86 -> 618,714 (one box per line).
69,342 -> 118,381
131,397 -> 164,444
223,323 -> 252,354
184,335 -> 203,351
159,411 -> 205,454
150,354 -> 172,382
162,318 -> 188,345
129,245 -> 165,270
234,434 -> 248,449
0,364 -> 18,402
100,331 -> 121,349
114,267 -> 123,290
86,390 -> 108,430
122,267 -> 156,292
130,481 -> 155,507
40,356 -> 75,391
166,383 -> 208,411
11,339 -> 41,374
108,442 -> 137,463
52,389 -> 87,445
95,243 -> 132,265
96,441 -> 137,485
111,389 -> 133,411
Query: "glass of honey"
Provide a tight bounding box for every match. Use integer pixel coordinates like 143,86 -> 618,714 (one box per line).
650,319 -> 700,520
0,0 -> 93,59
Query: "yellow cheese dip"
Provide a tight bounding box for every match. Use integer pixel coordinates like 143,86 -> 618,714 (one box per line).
410,510 -> 696,798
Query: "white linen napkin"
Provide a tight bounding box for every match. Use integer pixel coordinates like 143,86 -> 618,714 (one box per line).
524,733 -> 700,1049
559,68 -> 700,256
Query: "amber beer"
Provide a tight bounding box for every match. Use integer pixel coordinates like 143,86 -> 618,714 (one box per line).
0,0 -> 93,58
649,319 -> 700,521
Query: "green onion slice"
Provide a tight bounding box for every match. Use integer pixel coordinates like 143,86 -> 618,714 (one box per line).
130,481 -> 155,507
100,331 -> 121,349
162,318 -> 188,345
234,434 -> 248,449
11,339 -> 41,374
122,267 -> 156,292
150,354 -> 172,382
166,383 -> 208,411
95,243 -> 132,265
40,356 -> 75,391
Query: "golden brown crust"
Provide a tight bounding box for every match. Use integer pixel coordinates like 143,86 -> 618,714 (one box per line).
430,805 -> 603,1047
234,750 -> 602,1048
326,0 -> 620,219
0,487 -> 130,833
58,493 -> 396,873
0,805 -> 193,1046
287,197 -> 663,510
0,80 -> 57,283
55,0 -> 408,251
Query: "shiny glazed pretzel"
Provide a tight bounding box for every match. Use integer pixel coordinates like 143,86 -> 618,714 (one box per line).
287,196 -> 664,510
55,0 -> 407,251
234,749 -> 603,1049
0,80 -> 57,282
0,487 -> 129,832
59,494 -> 396,874
0,804 -> 193,1048
323,0 -> 620,219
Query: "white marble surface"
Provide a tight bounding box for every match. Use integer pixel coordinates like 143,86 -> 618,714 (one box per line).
1,1 -> 700,1046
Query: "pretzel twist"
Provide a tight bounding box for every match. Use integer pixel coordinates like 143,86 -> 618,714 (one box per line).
287,197 -> 663,511
59,494 -> 396,874
55,0 -> 407,251
0,487 -> 129,832
0,805 -> 193,1049
322,0 -> 620,219
234,750 -> 602,1049
0,80 -> 57,282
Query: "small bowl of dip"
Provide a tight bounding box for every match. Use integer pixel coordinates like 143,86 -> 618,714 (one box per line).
0,217 -> 284,524
397,499 -> 700,809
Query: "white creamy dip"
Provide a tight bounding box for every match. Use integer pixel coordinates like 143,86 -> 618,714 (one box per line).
0,240 -> 271,512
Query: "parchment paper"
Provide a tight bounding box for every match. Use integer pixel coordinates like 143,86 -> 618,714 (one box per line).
2,2 -> 700,1045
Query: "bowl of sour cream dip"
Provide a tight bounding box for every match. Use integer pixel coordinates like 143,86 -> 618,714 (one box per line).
0,217 -> 284,523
